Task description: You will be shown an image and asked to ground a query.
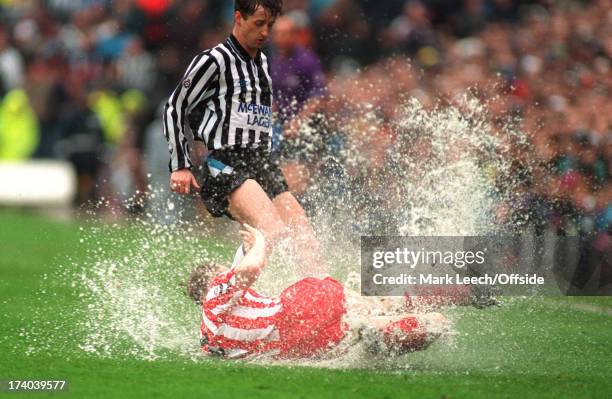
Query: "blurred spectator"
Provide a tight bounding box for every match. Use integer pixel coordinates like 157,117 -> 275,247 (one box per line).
451,0 -> 488,37
380,0 -> 437,58
53,77 -> 105,205
271,14 -> 326,133
117,36 -> 156,93
0,26 -> 24,96
313,0 -> 370,70
0,88 -> 39,159
271,13 -> 330,195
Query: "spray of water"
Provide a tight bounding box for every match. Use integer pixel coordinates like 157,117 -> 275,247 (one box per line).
72,202 -> 219,360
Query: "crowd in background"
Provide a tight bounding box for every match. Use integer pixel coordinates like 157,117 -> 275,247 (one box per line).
0,0 -> 610,264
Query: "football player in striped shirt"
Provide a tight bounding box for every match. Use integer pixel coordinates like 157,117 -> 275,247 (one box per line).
186,224 -> 449,359
164,0 -> 324,278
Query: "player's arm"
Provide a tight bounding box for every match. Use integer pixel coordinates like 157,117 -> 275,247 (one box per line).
163,52 -> 218,194
233,224 -> 267,289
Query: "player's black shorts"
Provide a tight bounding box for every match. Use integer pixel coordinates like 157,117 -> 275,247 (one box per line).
200,146 -> 289,218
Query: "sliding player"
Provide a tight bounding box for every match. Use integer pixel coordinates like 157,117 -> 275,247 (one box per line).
186,224 -> 448,359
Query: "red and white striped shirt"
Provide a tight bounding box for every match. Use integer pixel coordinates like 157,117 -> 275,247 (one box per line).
200,268 -> 283,358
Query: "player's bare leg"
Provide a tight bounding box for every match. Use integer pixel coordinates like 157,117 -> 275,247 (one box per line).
272,191 -> 325,277
227,179 -> 287,254
228,179 -> 324,276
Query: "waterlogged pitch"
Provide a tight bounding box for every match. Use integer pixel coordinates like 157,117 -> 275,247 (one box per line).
1,210 -> 611,398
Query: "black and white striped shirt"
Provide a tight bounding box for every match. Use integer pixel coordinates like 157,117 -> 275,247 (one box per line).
163,34 -> 274,172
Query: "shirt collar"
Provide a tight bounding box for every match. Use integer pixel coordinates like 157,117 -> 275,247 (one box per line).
228,34 -> 261,62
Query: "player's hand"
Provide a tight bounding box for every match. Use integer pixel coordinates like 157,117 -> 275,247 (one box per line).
235,224 -> 267,289
170,169 -> 201,195
239,224 -> 265,253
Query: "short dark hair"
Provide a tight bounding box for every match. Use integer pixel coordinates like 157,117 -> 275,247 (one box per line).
235,0 -> 283,18
186,262 -> 220,305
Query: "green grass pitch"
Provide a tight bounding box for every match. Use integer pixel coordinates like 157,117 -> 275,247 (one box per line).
1,209 -> 611,398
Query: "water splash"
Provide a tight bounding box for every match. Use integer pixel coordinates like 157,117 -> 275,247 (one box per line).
303,92 -> 529,240
60,198 -> 233,361
391,94 -> 526,236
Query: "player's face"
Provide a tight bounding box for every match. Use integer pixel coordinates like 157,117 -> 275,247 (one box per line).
236,6 -> 276,51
